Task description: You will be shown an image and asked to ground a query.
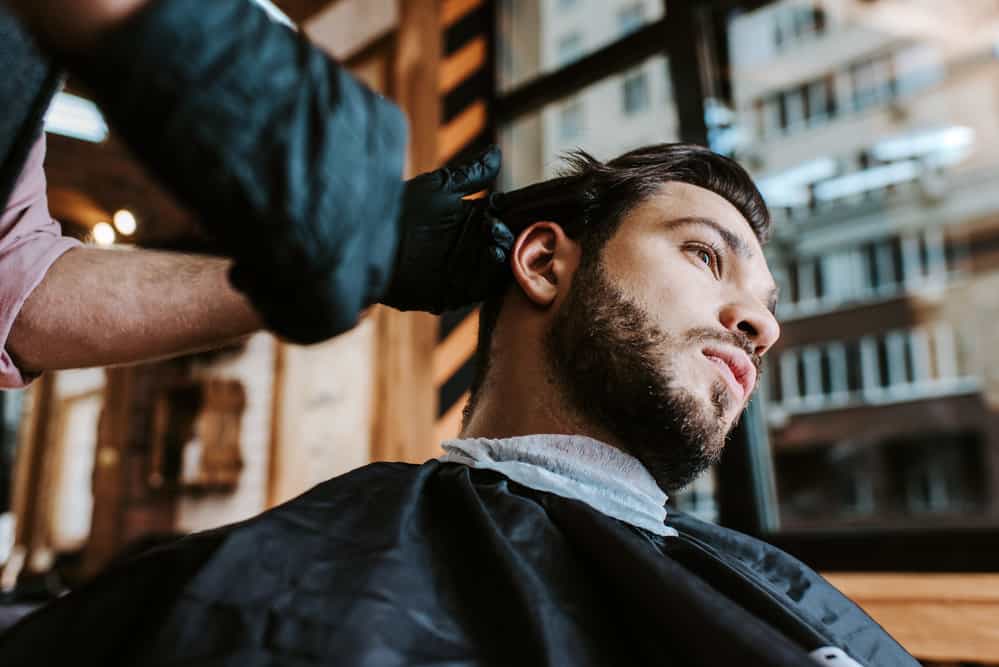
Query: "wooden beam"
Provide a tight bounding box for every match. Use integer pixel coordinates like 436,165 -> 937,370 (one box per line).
304,0 -> 398,61
825,573 -> 999,663
434,391 -> 469,446
440,36 -> 487,94
442,0 -> 481,29
82,368 -> 132,577
439,99 -> 487,163
2,375 -> 54,588
433,311 -> 478,388
273,0 -> 334,24
367,0 -> 442,465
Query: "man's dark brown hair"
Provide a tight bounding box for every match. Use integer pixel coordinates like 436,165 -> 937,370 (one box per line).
465,143 -> 771,413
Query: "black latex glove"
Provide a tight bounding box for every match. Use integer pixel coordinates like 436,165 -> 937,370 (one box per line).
381,146 -> 515,314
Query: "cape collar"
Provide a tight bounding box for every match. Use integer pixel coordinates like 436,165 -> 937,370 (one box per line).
440,434 -> 676,537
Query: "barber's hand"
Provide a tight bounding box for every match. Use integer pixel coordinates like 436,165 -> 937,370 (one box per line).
381,146 -> 514,314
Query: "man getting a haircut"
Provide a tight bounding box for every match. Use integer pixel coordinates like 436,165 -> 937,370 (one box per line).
0,144 -> 917,667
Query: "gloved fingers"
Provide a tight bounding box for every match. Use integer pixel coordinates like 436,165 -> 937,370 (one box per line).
447,145 -> 502,194
486,214 -> 515,258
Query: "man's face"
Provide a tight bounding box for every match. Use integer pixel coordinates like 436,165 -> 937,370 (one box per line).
544,182 -> 779,492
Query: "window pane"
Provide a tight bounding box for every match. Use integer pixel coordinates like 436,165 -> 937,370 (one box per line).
499,54 -> 677,189
497,0 -> 665,92
734,1 -> 999,530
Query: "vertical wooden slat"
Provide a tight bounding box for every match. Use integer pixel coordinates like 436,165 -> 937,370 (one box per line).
439,99 -> 488,163
433,311 -> 479,389
265,342 -> 286,508
82,367 -> 132,577
1,375 -> 54,587
434,391 -> 469,444
442,0 -> 482,29
440,36 -> 487,94
368,0 -> 443,463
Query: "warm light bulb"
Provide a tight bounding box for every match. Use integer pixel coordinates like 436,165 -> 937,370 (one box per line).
93,222 -> 116,246
113,209 -> 137,235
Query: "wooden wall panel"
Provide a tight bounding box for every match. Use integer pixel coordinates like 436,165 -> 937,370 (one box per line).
304,0 -> 398,61
176,334 -> 279,528
267,325 -> 375,507
367,0 -> 442,464
827,573 -> 999,664
433,0 -> 493,442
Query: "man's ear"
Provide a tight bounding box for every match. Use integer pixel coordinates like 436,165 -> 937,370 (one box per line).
510,221 -> 580,307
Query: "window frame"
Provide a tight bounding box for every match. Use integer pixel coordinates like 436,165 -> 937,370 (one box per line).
490,0 -> 999,572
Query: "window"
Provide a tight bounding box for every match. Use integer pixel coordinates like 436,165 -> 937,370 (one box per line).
774,3 -> 827,51
805,76 -> 836,125
498,1 -> 664,91
621,70 -> 650,115
781,88 -> 805,129
500,54 -> 677,190
498,0 -> 999,557
617,4 -> 645,36
673,469 -> 719,523
851,56 -> 894,111
557,32 -> 584,67
769,324 -> 968,415
558,99 -> 584,141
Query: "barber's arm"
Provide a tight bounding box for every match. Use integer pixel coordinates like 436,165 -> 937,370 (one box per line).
5,0 -> 509,343
0,132 -> 262,386
9,247 -> 261,375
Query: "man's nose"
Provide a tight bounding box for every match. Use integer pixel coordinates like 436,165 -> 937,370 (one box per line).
719,299 -> 780,356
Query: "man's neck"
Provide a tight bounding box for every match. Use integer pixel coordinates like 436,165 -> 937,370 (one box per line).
460,365 -> 624,453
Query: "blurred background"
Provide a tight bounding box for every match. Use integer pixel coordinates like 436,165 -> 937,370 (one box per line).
2,0 -> 999,663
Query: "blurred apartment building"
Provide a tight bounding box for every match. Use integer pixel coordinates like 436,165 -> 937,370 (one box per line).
499,0 -> 676,188
729,0 -> 999,530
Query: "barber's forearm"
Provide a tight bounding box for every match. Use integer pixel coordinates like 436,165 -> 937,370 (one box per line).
3,0 -> 150,52
8,247 -> 262,373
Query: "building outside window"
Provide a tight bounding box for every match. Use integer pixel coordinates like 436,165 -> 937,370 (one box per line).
556,32 -> 584,66
621,69 -> 650,115
617,3 -> 645,36
558,99 -> 584,141
499,0 -> 999,540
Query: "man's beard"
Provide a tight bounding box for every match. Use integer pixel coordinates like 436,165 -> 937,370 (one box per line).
544,255 -> 747,493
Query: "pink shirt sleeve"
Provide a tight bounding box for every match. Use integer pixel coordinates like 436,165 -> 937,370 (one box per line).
0,134 -> 81,388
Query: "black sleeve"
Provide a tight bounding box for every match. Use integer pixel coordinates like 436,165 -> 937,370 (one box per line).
71,0 -> 409,343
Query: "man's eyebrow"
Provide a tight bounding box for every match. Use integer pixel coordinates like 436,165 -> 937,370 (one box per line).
661,216 -> 753,260
664,215 -> 778,312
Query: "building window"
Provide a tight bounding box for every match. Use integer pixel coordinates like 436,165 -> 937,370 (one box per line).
774,3 -> 827,51
781,88 -> 806,130
674,468 -> 719,523
557,32 -> 584,67
759,96 -> 781,138
770,325 -> 965,413
622,70 -> 650,115
806,76 -> 837,125
851,56 -> 895,111
558,99 -> 584,141
617,3 -> 645,37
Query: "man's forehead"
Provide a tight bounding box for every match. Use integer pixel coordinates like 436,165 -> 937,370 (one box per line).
638,181 -> 761,250
622,181 -> 779,311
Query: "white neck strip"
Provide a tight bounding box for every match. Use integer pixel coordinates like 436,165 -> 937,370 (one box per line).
440,434 -> 676,537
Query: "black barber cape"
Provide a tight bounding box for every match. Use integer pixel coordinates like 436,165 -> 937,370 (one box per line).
0,461 -> 917,666
0,7 -> 59,210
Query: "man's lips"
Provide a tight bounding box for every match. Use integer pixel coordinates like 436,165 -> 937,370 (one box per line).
702,346 -> 756,402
